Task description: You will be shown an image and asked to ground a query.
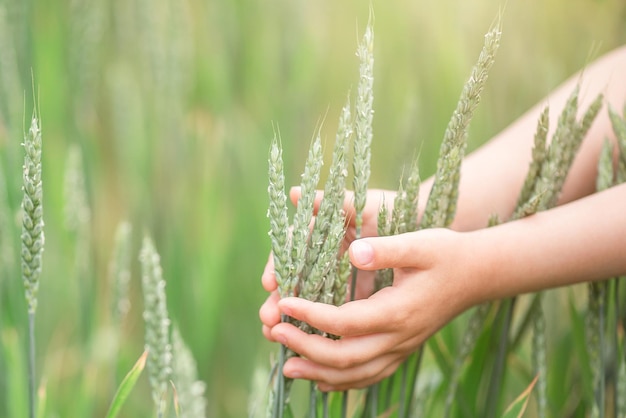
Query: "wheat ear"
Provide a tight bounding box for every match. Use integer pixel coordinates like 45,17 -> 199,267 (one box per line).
21,108 -> 44,418
171,325 -> 207,418
352,19 -> 374,240
422,21 -> 501,228
267,135 -> 292,297
291,133 -> 323,289
140,236 -> 172,418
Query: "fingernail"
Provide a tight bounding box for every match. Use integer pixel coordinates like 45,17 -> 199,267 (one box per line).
351,240 -> 374,265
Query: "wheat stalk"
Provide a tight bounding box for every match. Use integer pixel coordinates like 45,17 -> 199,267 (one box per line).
21,108 -> 44,418
618,353 -> 626,418
586,282 -> 606,418
531,295 -> 548,418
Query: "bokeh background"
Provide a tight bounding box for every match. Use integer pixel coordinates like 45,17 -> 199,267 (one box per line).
0,0 -> 624,416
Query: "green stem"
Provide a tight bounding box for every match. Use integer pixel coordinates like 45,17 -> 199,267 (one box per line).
598,283 -> 606,418
345,261 -> 360,415
322,391 -> 329,418
485,298 -> 515,418
309,382 -> 317,418
614,278 -> 621,416
341,390 -> 348,418
28,310 -> 36,418
510,294 -> 541,350
398,362 -> 409,418
369,384 -> 378,417
405,348 -> 424,416
276,342 -> 287,418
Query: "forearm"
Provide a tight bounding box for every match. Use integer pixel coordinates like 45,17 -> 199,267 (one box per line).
466,182 -> 626,303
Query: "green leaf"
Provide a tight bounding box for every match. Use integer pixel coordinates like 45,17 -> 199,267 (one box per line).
105,350 -> 148,418
502,375 -> 538,418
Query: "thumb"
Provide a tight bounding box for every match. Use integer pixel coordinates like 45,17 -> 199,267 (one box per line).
349,232 -> 433,271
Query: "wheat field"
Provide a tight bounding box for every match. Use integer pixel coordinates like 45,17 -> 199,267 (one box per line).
0,0 -> 624,416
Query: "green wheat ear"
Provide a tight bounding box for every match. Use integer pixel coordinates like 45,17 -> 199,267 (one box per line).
267,134 -> 292,297
21,102 -> 44,418
140,236 -> 172,418
608,104 -> 626,183
171,325 -> 207,418
515,106 -> 549,211
422,20 -> 501,228
352,16 -> 374,240
291,132 -> 323,289
596,138 -> 614,192
21,111 -> 44,315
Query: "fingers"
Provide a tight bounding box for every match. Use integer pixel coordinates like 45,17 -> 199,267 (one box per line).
272,321 -> 400,367
283,351 -> 405,391
276,293 -> 410,337
348,229 -> 456,271
259,291 -> 281,342
272,320 -> 420,390
261,252 -> 278,292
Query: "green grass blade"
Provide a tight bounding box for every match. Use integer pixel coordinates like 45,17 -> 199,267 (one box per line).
531,294 -> 547,418
444,302 -> 492,417
484,297 -> 516,418
105,350 -> 149,418
501,376 -> 538,418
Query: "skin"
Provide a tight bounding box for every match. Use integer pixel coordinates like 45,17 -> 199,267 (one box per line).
259,45 -> 626,392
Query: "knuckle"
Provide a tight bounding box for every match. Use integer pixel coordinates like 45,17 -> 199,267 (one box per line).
333,347 -> 366,370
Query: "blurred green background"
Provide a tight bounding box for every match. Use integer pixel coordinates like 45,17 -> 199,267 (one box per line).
0,0 -> 624,416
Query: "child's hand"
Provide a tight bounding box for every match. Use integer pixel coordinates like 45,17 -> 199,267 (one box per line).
260,186 -> 397,341
267,229 -> 478,391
